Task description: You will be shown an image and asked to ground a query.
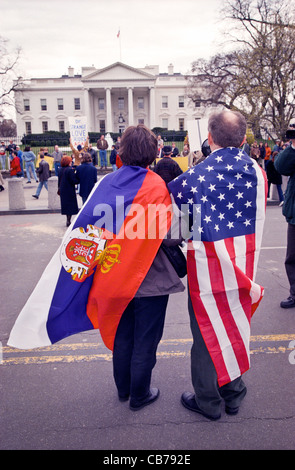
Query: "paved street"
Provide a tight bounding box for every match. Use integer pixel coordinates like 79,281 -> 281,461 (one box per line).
0,182 -> 295,451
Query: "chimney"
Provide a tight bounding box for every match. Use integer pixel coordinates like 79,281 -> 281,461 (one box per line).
68,66 -> 74,77
168,63 -> 174,75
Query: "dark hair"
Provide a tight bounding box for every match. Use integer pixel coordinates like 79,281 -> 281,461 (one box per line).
118,125 -> 157,167
81,152 -> 92,163
24,146 -> 31,151
208,110 -> 247,148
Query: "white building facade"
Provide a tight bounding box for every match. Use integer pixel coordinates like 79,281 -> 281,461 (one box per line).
15,62 -> 204,136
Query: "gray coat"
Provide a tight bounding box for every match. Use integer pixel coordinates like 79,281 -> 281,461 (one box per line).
37,159 -> 50,182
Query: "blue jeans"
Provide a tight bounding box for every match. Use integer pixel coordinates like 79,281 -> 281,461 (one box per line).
25,161 -> 38,182
54,162 -> 61,176
113,295 -> 169,402
35,180 -> 48,196
99,150 -> 107,167
0,155 -> 6,170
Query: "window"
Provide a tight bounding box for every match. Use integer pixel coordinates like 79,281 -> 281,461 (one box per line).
138,97 -> 144,109
59,121 -> 65,132
40,99 -> 47,111
98,98 -> 105,110
162,118 -> 168,129
118,97 -> 124,110
99,120 -> 106,133
179,118 -> 185,131
25,122 -> 32,134
57,98 -> 64,110
138,119 -> 144,125
23,99 -> 30,111
42,121 -> 48,133
162,96 -> 168,108
178,96 -> 185,108
74,98 -> 80,110
194,96 -> 201,108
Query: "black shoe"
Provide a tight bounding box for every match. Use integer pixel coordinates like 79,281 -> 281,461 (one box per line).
0,185 -> 4,191
32,195 -> 38,199
280,296 -> 295,308
129,388 -> 159,411
26,181 -> 31,184
181,392 -> 221,421
225,405 -> 239,415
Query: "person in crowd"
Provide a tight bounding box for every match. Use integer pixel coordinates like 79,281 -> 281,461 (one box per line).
181,143 -> 196,168
87,143 -> 98,167
15,146 -> 24,176
10,150 -> 22,178
259,142 -> 266,169
154,145 -> 183,187
0,141 -> 6,171
58,155 -> 79,227
115,136 -> 121,151
264,142 -> 272,170
109,144 -> 118,171
171,142 -> 179,157
22,146 -> 38,183
274,137 -> 295,308
250,141 -> 261,165
97,135 -> 109,169
52,145 -> 63,176
273,139 -> 283,153
266,151 -> 284,206
0,171 -> 5,191
32,152 -> 50,200
75,153 -> 98,204
70,136 -> 89,167
169,110 -> 266,420
6,140 -> 16,160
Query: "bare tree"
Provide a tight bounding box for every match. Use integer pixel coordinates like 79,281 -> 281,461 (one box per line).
187,0 -> 295,139
0,36 -> 25,119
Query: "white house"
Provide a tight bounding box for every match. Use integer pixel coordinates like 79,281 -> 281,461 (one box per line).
14,62 -> 205,136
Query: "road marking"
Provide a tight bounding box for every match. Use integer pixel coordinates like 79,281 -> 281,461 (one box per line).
2,334 -> 295,366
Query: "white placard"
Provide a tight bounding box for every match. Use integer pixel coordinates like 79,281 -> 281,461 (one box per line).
187,119 -> 209,151
68,116 -> 88,149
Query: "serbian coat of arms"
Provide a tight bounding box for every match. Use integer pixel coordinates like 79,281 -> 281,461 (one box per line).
60,225 -> 121,282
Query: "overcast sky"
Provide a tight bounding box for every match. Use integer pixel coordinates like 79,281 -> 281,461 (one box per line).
2,0 -> 224,79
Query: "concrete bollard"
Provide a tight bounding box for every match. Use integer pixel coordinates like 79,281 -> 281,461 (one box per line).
8,178 -> 26,210
48,176 -> 61,210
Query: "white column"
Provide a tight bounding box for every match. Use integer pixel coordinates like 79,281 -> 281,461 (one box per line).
105,87 -> 113,133
149,86 -> 156,129
128,87 -> 134,126
83,88 -> 91,130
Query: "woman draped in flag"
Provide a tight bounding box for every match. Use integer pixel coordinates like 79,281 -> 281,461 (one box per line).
169,110 -> 267,420
8,125 -> 185,412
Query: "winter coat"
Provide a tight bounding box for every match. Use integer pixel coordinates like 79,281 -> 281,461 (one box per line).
266,160 -> 282,185
275,145 -> 295,224
58,166 -> 79,215
37,159 -> 50,182
76,162 -> 97,200
10,156 -> 21,176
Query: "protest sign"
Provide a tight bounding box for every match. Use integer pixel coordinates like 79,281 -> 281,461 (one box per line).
68,116 -> 88,149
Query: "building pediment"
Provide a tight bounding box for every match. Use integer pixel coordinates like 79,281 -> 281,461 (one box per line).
82,62 -> 155,83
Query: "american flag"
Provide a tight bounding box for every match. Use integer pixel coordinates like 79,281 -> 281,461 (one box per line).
169,147 -> 267,386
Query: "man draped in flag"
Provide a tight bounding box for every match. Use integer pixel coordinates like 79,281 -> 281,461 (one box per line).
8,125 -> 185,411
169,110 -> 267,420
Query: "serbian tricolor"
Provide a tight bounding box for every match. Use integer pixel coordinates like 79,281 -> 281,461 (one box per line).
169,147 -> 267,387
8,166 -> 172,350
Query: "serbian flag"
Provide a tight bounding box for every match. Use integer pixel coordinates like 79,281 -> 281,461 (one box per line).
8,166 -> 172,350
169,147 -> 267,386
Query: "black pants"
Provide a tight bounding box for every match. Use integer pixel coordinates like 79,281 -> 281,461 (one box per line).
188,292 -> 247,416
113,295 -> 169,402
285,223 -> 295,299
